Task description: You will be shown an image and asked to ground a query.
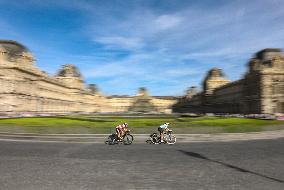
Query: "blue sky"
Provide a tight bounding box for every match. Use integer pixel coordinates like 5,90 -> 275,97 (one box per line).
0,0 -> 283,96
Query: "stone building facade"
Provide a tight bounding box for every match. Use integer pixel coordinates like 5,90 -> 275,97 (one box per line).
173,48 -> 284,114
1,40 -> 283,115
0,40 -> 176,115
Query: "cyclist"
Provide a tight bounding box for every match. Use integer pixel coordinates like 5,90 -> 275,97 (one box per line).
158,122 -> 170,143
115,123 -> 128,140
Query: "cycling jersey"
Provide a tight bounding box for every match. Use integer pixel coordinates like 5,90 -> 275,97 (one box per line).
159,124 -> 169,129
116,124 -> 127,131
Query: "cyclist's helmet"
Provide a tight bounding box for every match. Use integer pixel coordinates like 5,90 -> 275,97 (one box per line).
124,123 -> 128,127
165,122 -> 170,125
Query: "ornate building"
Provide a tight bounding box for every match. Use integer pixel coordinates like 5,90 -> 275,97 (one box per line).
1,40 -> 283,115
0,40 -> 176,115
173,48 -> 284,114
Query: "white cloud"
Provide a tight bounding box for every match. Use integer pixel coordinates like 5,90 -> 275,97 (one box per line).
1,0 -> 284,95
59,1 -> 284,95
95,36 -> 144,50
155,14 -> 182,30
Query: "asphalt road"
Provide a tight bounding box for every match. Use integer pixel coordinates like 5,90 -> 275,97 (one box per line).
0,139 -> 284,190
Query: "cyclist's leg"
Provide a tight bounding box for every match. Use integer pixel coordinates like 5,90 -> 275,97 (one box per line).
158,127 -> 164,142
119,129 -> 124,140
116,128 -> 120,139
121,128 -> 125,137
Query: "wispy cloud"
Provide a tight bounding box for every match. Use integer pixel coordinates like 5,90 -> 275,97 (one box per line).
155,14 -> 183,30
95,36 -> 144,50
65,0 -> 284,94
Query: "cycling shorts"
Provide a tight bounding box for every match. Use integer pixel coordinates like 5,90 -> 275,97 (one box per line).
158,127 -> 165,133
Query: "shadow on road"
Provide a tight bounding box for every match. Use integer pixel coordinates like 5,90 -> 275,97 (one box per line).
179,150 -> 284,184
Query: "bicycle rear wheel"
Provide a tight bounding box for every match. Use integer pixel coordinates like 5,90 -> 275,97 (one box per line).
150,133 -> 160,144
106,135 -> 116,145
123,134 -> 133,145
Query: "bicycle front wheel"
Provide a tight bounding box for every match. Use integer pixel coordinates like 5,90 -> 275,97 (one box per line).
165,134 -> 176,145
123,134 -> 134,145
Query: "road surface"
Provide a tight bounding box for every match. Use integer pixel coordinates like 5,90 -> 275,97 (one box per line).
0,139 -> 284,189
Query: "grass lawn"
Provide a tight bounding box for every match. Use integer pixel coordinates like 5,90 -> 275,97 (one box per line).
0,115 -> 283,134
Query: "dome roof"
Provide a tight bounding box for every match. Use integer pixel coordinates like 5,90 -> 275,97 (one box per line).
56,64 -> 82,78
206,68 -> 225,79
0,40 -> 29,55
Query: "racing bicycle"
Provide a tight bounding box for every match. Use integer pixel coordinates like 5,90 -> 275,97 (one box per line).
105,129 -> 134,145
149,129 -> 176,145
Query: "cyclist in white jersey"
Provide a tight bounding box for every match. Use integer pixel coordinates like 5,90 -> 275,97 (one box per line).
158,123 -> 170,143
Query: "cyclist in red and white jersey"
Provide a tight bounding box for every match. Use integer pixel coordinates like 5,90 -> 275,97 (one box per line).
115,123 -> 128,140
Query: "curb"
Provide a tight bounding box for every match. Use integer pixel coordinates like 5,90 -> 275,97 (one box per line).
0,130 -> 284,143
